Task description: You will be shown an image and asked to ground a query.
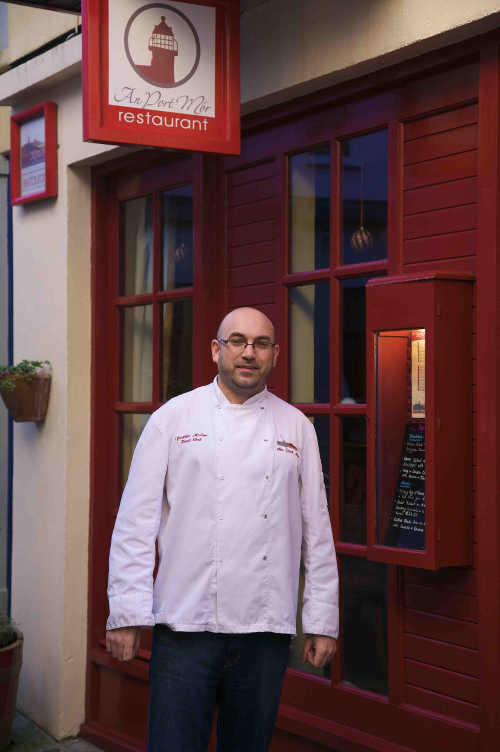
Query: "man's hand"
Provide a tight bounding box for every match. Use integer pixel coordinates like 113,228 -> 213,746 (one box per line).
106,626 -> 142,662
302,635 -> 337,668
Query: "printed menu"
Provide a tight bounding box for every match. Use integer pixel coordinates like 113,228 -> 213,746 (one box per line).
386,423 -> 426,550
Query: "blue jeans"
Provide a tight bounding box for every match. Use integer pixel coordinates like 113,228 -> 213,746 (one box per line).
147,625 -> 291,752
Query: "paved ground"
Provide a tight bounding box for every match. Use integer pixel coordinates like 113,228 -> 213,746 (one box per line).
6,714 -> 103,752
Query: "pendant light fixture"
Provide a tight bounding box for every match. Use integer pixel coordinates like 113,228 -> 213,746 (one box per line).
350,162 -> 373,251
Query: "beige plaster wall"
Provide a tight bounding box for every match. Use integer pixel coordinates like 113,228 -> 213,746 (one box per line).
0,105 -> 10,154
0,4 -> 78,70
0,3 -> 79,152
240,0 -> 500,108
11,75 -> 121,738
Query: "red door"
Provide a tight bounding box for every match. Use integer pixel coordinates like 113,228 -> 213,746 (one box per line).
84,151 -> 223,748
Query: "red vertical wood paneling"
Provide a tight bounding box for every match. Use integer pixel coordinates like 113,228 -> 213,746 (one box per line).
404,586 -> 477,622
398,100 -> 480,728
403,105 -> 478,266
387,120 -> 404,276
404,660 -> 479,705
404,686 -> 479,727
225,159 -> 282,393
477,42 -> 500,752
404,635 -> 479,677
193,153 -> 225,387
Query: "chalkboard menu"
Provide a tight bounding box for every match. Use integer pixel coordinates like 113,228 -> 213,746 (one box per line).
386,423 -> 426,550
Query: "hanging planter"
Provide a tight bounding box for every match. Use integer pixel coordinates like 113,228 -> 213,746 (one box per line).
0,617 -> 23,749
0,360 -> 52,422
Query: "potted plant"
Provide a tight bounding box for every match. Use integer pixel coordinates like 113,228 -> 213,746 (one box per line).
0,360 -> 51,422
0,616 -> 22,748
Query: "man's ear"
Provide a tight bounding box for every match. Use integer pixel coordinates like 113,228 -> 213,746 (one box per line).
272,344 -> 280,367
211,339 -> 220,365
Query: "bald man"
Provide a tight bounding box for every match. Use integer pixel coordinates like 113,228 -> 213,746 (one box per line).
106,307 -> 339,752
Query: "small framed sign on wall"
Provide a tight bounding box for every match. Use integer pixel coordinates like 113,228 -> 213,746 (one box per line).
82,0 -> 240,154
10,102 -> 58,206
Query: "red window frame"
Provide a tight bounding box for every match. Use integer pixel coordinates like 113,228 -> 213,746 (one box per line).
278,128 -> 398,708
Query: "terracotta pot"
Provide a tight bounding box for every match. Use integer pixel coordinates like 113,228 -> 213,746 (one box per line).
0,370 -> 51,422
0,638 -> 23,749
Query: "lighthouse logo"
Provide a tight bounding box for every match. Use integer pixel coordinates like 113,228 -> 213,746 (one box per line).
108,0 -> 215,117
124,4 -> 200,88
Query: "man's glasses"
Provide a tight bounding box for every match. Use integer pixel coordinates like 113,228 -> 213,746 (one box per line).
218,335 -> 276,353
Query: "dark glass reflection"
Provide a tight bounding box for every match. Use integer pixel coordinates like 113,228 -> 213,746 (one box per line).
289,282 -> 330,404
162,185 -> 194,289
162,299 -> 193,401
341,278 -> 368,404
342,556 -> 387,694
310,415 -> 330,500
289,147 -> 330,273
342,131 -> 388,265
341,418 -> 366,544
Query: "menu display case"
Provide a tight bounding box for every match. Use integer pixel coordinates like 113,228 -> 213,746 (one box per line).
366,273 -> 473,569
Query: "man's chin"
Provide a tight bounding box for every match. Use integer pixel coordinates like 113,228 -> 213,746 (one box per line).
232,373 -> 261,390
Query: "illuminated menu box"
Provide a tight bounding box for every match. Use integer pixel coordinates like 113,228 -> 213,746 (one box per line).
366,273 -> 473,569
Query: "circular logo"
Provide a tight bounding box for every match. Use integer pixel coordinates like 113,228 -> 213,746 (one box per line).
124,3 -> 201,89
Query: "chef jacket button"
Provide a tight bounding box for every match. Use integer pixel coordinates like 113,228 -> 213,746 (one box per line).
263,555 -> 267,561
264,514 -> 268,519
265,474 -> 269,480
264,438 -> 269,442
260,406 -> 265,410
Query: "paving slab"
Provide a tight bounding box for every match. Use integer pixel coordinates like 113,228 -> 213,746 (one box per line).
6,714 -> 103,752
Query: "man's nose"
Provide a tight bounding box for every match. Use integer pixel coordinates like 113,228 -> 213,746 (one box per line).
241,343 -> 257,357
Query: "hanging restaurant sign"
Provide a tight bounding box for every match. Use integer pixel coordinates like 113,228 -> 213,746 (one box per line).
82,0 -> 240,154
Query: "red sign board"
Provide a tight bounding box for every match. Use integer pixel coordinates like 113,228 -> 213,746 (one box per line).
82,0 -> 240,154
11,102 -> 58,206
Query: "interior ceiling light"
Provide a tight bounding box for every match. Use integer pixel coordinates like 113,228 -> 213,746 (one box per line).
350,163 -> 373,251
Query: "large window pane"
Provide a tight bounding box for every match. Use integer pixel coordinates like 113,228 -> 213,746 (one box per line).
341,131 -> 388,265
289,415 -> 331,679
121,196 -> 153,296
341,278 -> 367,404
162,299 -> 193,401
289,147 -> 330,273
122,305 -> 153,402
341,556 -> 387,694
289,283 -> 330,403
120,413 -> 150,495
162,186 -> 194,289
341,417 -> 366,544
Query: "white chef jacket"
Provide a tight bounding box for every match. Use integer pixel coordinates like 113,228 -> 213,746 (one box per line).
107,378 -> 339,638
